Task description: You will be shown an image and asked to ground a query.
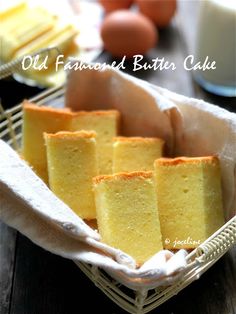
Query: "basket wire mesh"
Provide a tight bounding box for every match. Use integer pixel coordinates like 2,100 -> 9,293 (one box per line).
0,85 -> 235,314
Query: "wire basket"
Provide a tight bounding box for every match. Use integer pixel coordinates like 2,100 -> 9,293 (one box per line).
0,85 -> 236,314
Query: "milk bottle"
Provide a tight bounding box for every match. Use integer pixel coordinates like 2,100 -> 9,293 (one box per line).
195,0 -> 236,96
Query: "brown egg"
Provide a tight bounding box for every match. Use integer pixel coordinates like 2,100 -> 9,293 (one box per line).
136,0 -> 177,27
101,10 -> 158,58
99,0 -> 134,14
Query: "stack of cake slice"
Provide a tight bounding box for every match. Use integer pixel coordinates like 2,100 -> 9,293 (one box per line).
21,102 -> 225,265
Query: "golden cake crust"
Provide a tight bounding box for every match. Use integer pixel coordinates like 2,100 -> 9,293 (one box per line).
72,110 -> 120,118
93,171 -> 153,184
154,156 -> 219,166
113,136 -> 164,143
23,101 -> 72,117
44,130 -> 96,140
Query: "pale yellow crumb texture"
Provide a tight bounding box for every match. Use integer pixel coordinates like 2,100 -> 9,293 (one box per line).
70,110 -> 120,174
154,156 -> 225,250
113,136 -> 164,172
22,102 -> 73,183
45,131 -> 98,219
94,172 -> 163,264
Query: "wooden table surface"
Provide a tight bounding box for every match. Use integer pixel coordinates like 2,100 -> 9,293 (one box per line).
0,1 -> 236,314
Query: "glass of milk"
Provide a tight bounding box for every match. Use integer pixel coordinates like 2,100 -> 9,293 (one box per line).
194,0 -> 236,97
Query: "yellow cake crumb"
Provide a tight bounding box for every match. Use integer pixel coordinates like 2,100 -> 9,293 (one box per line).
113,136 -> 164,173
45,131 -> 98,219
93,171 -> 163,265
70,110 -> 120,174
22,102 -> 73,183
154,156 -> 225,249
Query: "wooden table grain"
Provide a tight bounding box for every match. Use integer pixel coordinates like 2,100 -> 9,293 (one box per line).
0,1 -> 236,314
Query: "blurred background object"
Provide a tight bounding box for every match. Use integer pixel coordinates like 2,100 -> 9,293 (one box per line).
0,0 -> 103,87
135,0 -> 177,27
0,0 -> 179,86
0,0 -> 236,101
194,0 -> 236,97
101,10 -> 158,58
98,0 -> 134,13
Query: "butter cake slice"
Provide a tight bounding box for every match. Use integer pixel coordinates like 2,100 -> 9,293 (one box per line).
154,156 -> 225,249
70,110 -> 120,175
113,136 -> 164,173
22,102 -> 73,183
93,171 -> 163,265
45,131 -> 98,219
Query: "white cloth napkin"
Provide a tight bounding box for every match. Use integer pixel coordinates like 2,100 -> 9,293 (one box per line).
1,63 -> 236,290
